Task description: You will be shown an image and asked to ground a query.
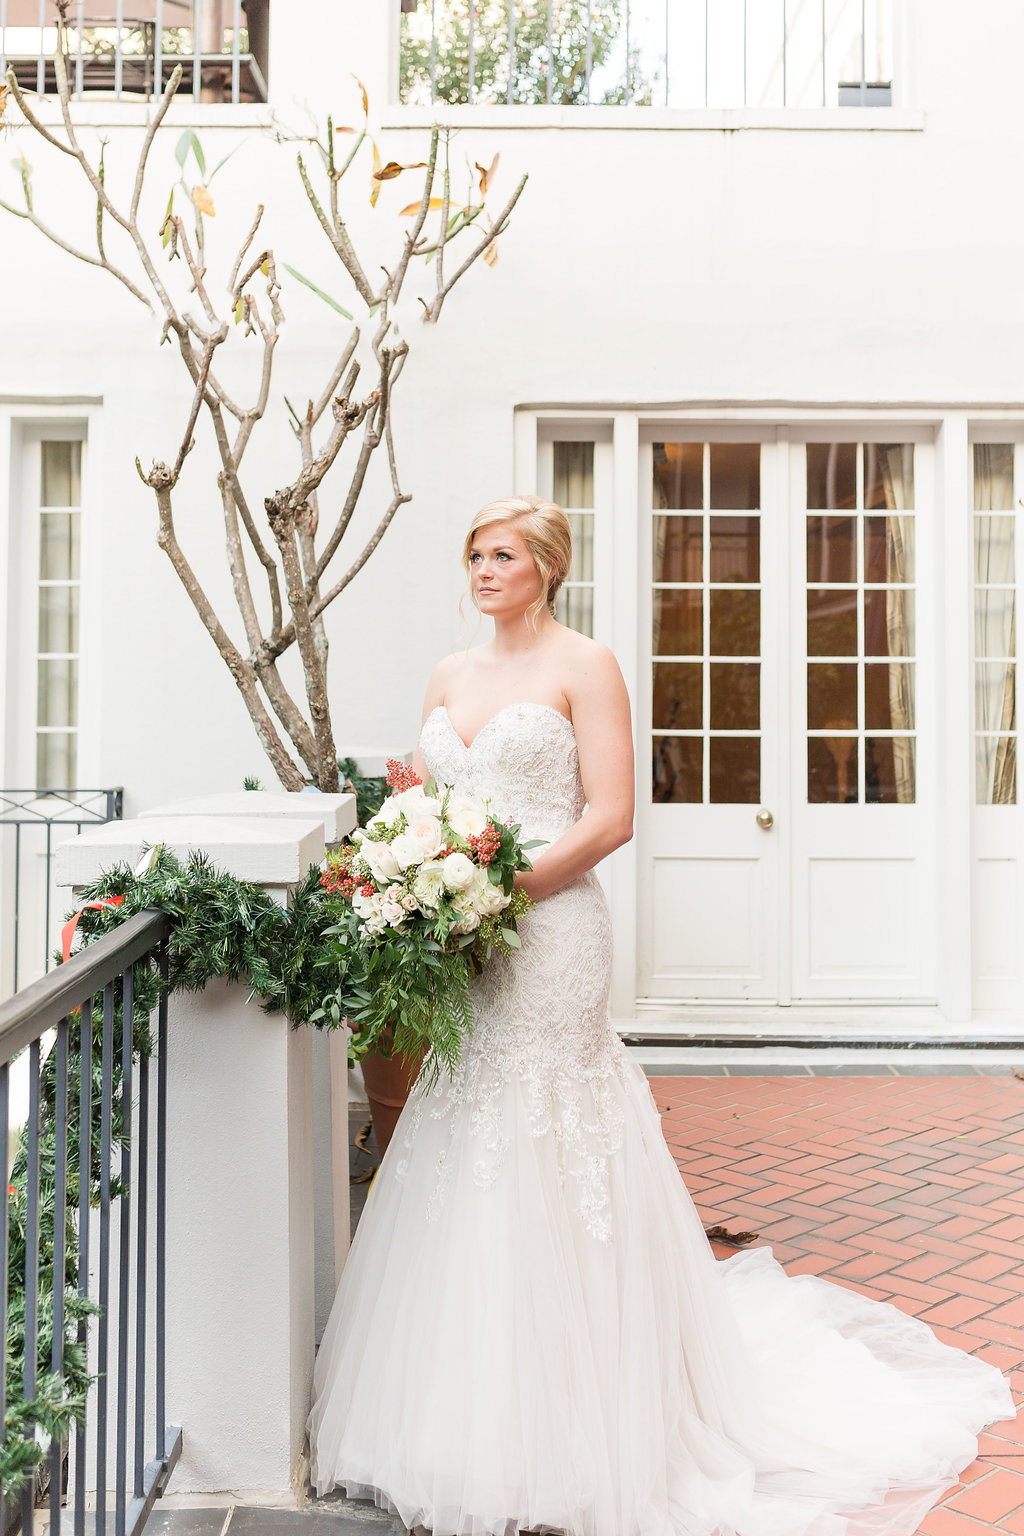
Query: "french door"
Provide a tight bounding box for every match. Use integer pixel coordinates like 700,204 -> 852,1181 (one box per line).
637,427 -> 937,1008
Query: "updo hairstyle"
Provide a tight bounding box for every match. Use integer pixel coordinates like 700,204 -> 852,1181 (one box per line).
461,495 -> 573,629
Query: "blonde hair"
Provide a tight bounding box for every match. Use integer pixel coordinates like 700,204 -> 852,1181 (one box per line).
461,495 -> 573,630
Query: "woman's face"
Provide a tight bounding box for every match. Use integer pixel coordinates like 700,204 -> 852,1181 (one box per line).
468,521 -> 545,618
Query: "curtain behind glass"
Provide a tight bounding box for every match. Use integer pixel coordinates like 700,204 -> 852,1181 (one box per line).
879,445 -> 915,803
974,445 -> 1016,804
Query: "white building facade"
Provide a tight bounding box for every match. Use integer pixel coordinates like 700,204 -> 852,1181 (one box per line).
1,0 -> 1022,1036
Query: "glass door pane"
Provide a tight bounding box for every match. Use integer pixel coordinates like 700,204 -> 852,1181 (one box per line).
974,443 -> 1017,804
805,442 -> 916,804
652,441 -> 761,803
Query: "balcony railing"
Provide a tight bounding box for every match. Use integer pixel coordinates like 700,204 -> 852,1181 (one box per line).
0,907 -> 178,1536
0,788 -> 123,1000
0,0 -> 268,104
399,0 -> 894,109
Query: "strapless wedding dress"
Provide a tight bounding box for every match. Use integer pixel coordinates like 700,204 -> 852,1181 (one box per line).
307,701 -> 1015,1536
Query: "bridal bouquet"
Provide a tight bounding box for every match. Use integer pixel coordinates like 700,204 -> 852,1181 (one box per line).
314,758 -> 544,1083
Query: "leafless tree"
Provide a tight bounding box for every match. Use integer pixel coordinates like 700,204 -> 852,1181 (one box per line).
1,12 -> 527,790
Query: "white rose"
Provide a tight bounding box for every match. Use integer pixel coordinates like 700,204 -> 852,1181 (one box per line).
390,832 -> 427,869
412,860 -> 446,910
448,805 -> 489,839
360,838 -> 401,882
450,913 -> 480,935
366,796 -> 405,831
476,878 -> 509,917
406,814 -> 445,858
392,786 -> 442,819
453,865 -> 490,913
442,851 -> 476,892
401,893 -> 419,912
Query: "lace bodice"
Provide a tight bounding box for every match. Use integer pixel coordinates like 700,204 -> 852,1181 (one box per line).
418,701 -> 586,843
396,700 -> 630,1242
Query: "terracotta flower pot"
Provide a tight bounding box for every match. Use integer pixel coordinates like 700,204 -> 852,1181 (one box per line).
359,1038 -> 426,1159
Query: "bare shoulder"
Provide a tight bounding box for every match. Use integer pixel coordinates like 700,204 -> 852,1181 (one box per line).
556,629 -> 628,709
420,648 -> 480,718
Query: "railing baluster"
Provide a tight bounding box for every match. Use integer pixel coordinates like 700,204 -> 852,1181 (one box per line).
76,0 -> 84,100
507,0 -> 514,104
231,0 -> 241,104
133,995 -> 150,1497
156,943 -> 169,1458
21,1037 -> 41,1536
0,1062 -> 8,1457
115,967 -> 134,1536
115,0 -> 124,100
192,0 -> 201,100
585,0 -> 592,104
75,998 -> 92,1536
13,821 -> 21,993
546,0 -> 552,104
467,0 -> 475,105
155,0 -> 164,103
50,1017 -> 70,1536
95,981 -> 115,1536
44,821 -> 53,972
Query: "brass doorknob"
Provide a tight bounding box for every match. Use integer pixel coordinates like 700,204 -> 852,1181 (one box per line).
756,807 -> 774,830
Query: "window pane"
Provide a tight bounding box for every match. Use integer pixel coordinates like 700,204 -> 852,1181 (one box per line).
866,736 -> 916,803
709,736 -> 760,803
807,443 -> 855,510
567,512 -> 594,581
808,735 -> 859,803
555,585 -> 593,636
975,590 -> 1015,660
864,443 -> 914,511
38,584 -> 79,654
553,442 -> 594,508
808,662 -> 857,730
864,515 -> 915,583
41,441 -> 82,508
653,588 -> 702,654
977,736 -> 1017,805
709,516 -> 759,582
653,442 -> 702,509
710,663 -> 759,730
976,663 -> 1016,735
709,589 -> 759,656
653,515 -> 702,582
974,444 -> 1015,512
653,662 -> 702,729
39,512 -> 80,580
975,516 -> 1015,585
653,735 -> 702,802
36,730 -> 76,787
864,589 -> 915,658
807,588 -> 857,656
37,658 -> 78,727
807,515 -> 856,583
709,443 -> 760,510
865,662 -> 915,732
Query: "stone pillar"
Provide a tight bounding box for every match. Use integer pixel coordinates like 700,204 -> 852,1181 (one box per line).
55,797 -> 353,1502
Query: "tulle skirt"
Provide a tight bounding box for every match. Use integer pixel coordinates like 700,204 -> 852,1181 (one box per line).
307,1050 -> 1016,1536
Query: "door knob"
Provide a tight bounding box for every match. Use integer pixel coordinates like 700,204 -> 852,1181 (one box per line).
756,807 -> 774,830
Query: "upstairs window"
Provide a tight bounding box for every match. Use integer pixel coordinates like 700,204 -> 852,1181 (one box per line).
1,0 -> 269,103
399,0 -> 894,110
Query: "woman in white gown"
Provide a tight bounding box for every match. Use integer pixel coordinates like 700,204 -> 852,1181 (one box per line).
308,495 -> 1015,1536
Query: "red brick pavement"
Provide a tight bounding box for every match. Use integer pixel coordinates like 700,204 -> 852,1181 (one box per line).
650,1073 -> 1024,1535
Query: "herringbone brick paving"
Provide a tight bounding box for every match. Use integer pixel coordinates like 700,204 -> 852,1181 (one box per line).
650,1072 -> 1024,1534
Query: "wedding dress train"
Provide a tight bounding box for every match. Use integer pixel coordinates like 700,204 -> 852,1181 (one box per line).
307,701 -> 1015,1536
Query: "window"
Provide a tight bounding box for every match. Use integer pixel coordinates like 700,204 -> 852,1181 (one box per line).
973,444 -> 1017,806
805,442 -> 916,805
399,0 -> 894,110
35,439 -> 83,787
552,441 -> 595,636
650,441 -> 762,804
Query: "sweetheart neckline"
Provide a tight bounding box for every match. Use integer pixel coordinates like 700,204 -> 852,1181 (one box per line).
428,701 -> 576,754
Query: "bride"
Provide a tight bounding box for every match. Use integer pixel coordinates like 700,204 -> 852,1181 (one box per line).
307,495 -> 1014,1536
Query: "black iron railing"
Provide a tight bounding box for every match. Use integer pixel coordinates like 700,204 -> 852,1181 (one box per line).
0,789 -> 123,997
0,908 -> 180,1536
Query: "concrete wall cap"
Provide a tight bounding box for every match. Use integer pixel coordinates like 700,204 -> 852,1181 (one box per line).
54,815 -> 326,890
140,789 -> 356,843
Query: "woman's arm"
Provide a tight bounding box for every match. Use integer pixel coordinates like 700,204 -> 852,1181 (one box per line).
409,654 -> 458,784
516,645 -> 634,903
